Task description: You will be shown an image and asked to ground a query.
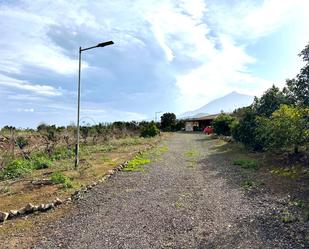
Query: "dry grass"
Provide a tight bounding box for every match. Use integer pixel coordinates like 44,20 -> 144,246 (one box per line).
0,134 -> 167,213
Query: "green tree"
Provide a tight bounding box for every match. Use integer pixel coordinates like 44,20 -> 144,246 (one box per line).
160,113 -> 176,131
257,105 -> 309,153
253,85 -> 289,117
212,113 -> 235,136
231,107 -> 265,151
140,122 -> 160,137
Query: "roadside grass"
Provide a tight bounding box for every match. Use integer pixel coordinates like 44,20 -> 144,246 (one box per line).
233,159 -> 260,170
0,134 -> 166,213
122,155 -> 150,172
270,166 -> 308,179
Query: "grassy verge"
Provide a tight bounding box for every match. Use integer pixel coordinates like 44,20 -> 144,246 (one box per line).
0,134 -> 168,212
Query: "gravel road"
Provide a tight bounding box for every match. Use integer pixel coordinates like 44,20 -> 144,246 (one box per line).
31,133 -> 308,249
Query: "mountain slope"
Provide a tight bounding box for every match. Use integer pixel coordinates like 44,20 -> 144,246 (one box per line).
179,91 -> 254,118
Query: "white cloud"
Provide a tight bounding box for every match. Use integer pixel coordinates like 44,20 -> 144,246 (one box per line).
0,74 -> 63,96
17,108 -> 34,112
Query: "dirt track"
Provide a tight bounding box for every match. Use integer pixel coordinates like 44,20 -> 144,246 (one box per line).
30,133 -> 308,249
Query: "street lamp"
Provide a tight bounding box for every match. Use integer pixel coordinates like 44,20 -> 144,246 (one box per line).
155,111 -> 163,123
75,40 -> 114,168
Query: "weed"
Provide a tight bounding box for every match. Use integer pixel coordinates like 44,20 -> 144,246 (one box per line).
270,166 -> 303,179
233,159 -> 259,170
0,159 -> 33,179
187,160 -> 197,169
50,172 -> 73,188
175,201 -> 184,209
280,211 -> 297,223
292,200 -> 305,208
185,150 -> 199,158
123,155 -> 150,172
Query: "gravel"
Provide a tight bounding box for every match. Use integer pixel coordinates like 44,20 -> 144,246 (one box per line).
31,133 -> 308,249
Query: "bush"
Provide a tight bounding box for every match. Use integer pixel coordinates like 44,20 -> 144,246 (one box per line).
257,105 -> 309,153
231,107 -> 265,151
0,159 -> 32,179
213,113 -> 235,136
50,172 -> 73,188
31,155 -> 52,169
140,122 -> 160,137
16,136 -> 28,150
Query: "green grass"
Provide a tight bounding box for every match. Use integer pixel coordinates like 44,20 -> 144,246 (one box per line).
175,201 -> 184,209
270,166 -> 305,179
123,155 -> 151,172
0,159 -> 33,180
233,159 -> 259,170
50,172 -> 73,188
185,150 -> 199,158
280,211 -> 297,223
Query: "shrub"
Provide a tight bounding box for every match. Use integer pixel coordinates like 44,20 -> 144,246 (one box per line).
50,172 -> 73,188
231,107 -> 265,151
0,159 -> 32,179
213,113 -> 235,136
16,136 -> 28,150
140,122 -> 160,137
257,105 -> 309,153
31,155 -> 52,169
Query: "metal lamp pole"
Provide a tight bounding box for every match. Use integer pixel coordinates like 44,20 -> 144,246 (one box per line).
75,41 -> 114,168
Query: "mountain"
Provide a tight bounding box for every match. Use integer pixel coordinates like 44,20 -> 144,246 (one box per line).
179,91 -> 254,118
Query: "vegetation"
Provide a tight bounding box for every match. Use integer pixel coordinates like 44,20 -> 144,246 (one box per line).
160,113 -> 176,131
212,113 -> 235,136
233,159 -> 259,170
50,172 -> 73,188
231,43 -> 309,155
140,122 -> 160,137
123,155 -> 151,172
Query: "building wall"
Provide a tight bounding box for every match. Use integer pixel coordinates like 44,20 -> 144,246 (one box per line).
185,121 -> 199,131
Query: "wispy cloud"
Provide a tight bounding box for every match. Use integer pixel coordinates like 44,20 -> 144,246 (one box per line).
0,74 -> 63,96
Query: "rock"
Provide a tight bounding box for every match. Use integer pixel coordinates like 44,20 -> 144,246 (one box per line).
9,210 -> 18,218
53,198 -> 63,206
31,179 -> 53,186
24,203 -> 35,213
17,207 -> 26,215
38,204 -> 46,211
108,169 -> 114,175
66,197 -> 72,203
0,212 -> 9,222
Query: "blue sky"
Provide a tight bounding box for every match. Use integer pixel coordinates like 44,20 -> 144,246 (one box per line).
0,0 -> 308,128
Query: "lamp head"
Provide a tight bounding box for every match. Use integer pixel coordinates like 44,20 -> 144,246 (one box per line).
97,41 -> 114,47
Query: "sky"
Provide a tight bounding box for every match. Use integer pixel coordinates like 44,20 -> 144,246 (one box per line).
0,0 -> 308,128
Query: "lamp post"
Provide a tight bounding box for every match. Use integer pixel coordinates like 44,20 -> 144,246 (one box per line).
75,40 -> 114,168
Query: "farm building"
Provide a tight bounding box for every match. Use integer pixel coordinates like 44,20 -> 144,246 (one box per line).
184,114 -> 219,132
